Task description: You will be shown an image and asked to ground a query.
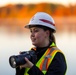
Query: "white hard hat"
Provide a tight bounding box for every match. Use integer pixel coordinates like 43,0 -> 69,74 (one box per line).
25,12 -> 56,32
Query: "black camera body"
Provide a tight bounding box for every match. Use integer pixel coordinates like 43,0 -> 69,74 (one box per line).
9,50 -> 37,68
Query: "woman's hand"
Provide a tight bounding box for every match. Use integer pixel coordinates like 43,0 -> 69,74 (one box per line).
20,57 -> 34,69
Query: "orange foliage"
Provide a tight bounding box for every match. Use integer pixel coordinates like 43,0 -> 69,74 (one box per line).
0,3 -> 76,33
0,3 -> 76,18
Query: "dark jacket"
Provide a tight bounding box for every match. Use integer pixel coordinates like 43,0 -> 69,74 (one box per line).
16,44 -> 67,75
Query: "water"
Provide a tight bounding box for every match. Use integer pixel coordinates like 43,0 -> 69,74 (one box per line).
0,31 -> 76,75
56,32 -> 76,75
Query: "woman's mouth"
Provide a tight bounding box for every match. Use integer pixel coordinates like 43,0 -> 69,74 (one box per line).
31,38 -> 36,42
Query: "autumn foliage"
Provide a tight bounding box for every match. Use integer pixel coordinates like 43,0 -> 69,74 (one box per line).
0,3 -> 76,33
0,3 -> 76,18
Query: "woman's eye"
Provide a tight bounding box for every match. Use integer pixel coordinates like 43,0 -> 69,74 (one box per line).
30,28 -> 39,33
30,30 -> 38,33
34,29 -> 39,32
30,30 -> 32,33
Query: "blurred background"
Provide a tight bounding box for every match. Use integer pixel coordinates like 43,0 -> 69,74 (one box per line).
0,0 -> 76,75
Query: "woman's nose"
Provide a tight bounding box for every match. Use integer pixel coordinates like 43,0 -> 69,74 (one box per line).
31,32 -> 35,37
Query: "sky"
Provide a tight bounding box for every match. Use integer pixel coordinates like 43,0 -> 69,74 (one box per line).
0,0 -> 76,7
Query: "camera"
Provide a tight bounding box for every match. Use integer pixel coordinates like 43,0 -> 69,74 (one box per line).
9,50 -> 37,68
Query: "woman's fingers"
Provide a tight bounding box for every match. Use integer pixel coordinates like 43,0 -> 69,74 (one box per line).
20,57 -> 34,68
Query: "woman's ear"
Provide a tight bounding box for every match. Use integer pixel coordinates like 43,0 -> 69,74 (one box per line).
46,30 -> 50,37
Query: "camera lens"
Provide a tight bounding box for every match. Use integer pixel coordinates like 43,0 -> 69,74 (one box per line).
9,56 -> 16,68
9,50 -> 37,68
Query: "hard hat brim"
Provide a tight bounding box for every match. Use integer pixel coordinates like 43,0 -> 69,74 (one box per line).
24,24 -> 56,33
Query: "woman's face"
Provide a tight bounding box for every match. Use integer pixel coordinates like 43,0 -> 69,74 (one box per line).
30,27 -> 49,47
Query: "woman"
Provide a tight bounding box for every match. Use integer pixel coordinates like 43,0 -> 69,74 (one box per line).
16,12 -> 67,75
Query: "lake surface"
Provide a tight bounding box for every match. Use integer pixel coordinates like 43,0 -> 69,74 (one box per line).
0,31 -> 76,75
